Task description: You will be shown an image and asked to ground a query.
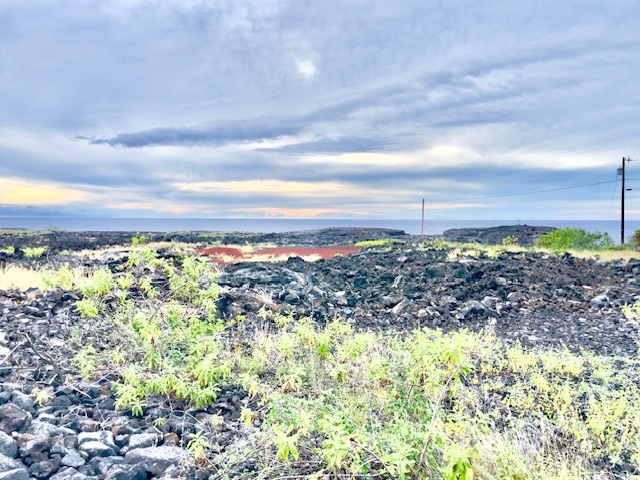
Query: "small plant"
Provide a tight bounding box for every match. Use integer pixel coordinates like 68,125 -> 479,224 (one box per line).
633,229 -> 640,247
209,413 -> 225,432
138,276 -> 158,298
131,234 -> 147,245
42,266 -> 77,290
621,301 -> 640,320
75,298 -> 99,318
22,246 -> 48,258
73,345 -> 97,378
78,268 -> 115,297
187,431 -> 211,459
117,272 -> 135,290
501,235 -> 519,246
30,387 -> 53,406
441,443 -> 477,480
0,245 -> 15,254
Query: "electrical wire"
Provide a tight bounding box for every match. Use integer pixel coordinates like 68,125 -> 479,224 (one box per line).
606,179 -> 619,221
441,180 -> 616,202
439,178 -> 640,203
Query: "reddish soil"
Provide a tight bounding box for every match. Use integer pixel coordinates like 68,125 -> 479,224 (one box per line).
196,245 -> 363,264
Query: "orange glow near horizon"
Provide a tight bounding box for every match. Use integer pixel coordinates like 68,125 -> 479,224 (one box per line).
240,207 -> 368,217
0,178 -> 87,205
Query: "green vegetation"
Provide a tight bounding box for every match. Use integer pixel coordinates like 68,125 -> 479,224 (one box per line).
22,245 -> 48,258
355,238 -> 398,247
535,228 -> 613,251
131,234 -> 147,245
57,242 -> 640,479
622,301 -> 640,320
0,245 -> 15,254
633,229 -> 640,247
501,234 -> 519,246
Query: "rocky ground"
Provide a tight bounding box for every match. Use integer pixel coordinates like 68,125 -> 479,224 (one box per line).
0,226 -> 639,479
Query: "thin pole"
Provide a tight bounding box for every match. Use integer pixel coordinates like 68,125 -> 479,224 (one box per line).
622,157 -> 626,245
421,198 -> 425,242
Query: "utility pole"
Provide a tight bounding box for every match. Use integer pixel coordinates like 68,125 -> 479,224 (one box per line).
620,156 -> 634,244
421,198 -> 425,242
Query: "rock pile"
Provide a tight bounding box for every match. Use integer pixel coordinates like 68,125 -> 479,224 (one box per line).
0,288 -> 253,480
1,228 -> 639,479
219,248 -> 640,356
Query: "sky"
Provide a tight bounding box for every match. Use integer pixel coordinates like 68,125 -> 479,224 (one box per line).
0,0 -> 639,221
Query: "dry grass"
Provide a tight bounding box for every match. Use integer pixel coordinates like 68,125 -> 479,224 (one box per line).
70,241 -> 199,259
0,265 -> 46,290
572,249 -> 640,262
209,252 -> 324,264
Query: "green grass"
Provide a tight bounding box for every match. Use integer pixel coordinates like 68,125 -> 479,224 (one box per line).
355,238 -> 400,247
22,246 -> 48,258
62,243 -> 640,479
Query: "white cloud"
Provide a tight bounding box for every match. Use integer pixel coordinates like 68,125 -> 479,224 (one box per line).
296,60 -> 316,78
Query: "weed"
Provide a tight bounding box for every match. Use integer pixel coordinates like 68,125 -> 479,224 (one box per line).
501,235 -> 519,246
187,431 -> 211,459
131,234 -> 147,245
73,345 -> 97,378
423,238 -> 450,250
0,245 -> 15,254
622,301 -> 640,320
138,276 -> 158,299
42,266 -> 78,290
30,387 -> 53,406
78,268 -> 114,298
22,246 -> 48,258
75,298 -> 99,318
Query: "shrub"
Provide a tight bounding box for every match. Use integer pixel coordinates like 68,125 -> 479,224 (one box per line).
131,234 -> 147,245
535,228 -> 613,251
633,230 -> 640,247
22,246 -> 48,258
501,235 -> 519,246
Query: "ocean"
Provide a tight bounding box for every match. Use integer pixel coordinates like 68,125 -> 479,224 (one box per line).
1,217 -> 639,244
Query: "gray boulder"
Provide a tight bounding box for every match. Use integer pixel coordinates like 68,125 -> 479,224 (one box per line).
9,394 -> 34,415
78,431 -> 118,452
0,404 -> 31,434
124,446 -> 189,477
78,441 -> 116,459
61,451 -> 86,468
50,467 -> 99,480
0,455 -> 24,474
0,469 -> 29,480
0,433 -> 17,459
28,459 -> 61,479
128,433 -> 158,450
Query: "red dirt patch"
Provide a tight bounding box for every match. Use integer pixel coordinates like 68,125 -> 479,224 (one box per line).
196,245 -> 363,264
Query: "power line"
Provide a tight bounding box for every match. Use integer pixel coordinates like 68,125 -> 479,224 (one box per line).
440,178 -> 640,203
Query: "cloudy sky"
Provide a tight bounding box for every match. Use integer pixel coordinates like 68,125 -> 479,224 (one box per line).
1,0 -> 639,220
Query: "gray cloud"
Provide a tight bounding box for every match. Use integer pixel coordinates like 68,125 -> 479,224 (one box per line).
90,121 -> 305,148
258,136 -> 395,155
0,1 -> 639,220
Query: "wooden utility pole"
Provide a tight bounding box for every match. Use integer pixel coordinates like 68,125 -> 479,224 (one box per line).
421,198 -> 425,242
621,156 -> 634,244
